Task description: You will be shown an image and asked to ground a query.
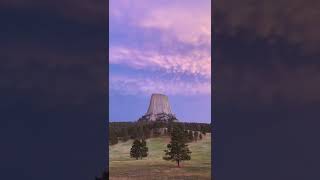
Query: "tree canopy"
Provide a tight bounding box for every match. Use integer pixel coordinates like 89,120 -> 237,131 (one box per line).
130,139 -> 148,160
163,124 -> 192,167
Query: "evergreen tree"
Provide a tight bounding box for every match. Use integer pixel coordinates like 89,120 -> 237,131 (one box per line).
153,121 -> 161,128
130,139 -> 148,160
130,139 -> 142,160
141,139 -> 148,158
201,126 -> 207,136
163,124 -> 191,167
194,131 -> 199,142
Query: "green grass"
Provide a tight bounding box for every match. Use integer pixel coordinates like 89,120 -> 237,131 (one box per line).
109,134 -> 212,180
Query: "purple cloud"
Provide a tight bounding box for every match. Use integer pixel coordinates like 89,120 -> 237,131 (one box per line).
110,0 -> 211,96
110,46 -> 211,78
110,75 -> 210,96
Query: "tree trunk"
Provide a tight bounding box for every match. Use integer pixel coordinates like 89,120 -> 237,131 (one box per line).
177,160 -> 180,168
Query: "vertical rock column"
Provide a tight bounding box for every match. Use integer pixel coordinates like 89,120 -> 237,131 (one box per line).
146,94 -> 173,118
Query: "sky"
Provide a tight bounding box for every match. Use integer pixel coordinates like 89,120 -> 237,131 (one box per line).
109,0 -> 211,123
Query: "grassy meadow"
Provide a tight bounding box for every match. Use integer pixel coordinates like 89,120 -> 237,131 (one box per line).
109,133 -> 212,180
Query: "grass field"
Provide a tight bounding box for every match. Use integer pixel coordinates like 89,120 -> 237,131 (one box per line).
109,134 -> 211,180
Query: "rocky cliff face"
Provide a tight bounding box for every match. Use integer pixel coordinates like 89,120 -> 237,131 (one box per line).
138,93 -> 177,122
146,94 -> 172,115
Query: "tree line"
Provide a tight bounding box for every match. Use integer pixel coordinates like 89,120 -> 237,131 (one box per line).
109,121 -> 211,145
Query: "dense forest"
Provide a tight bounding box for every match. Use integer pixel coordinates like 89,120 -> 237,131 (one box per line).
109,121 -> 211,145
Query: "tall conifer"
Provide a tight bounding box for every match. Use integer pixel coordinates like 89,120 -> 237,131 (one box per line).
163,124 -> 191,167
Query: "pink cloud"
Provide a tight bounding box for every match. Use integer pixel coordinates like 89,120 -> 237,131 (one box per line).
110,75 -> 210,96
109,0 -> 211,96
110,0 -> 211,46
110,46 -> 211,78
138,7 -> 211,46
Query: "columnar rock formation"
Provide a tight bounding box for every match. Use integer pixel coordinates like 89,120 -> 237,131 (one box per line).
147,94 -> 172,115
138,93 -> 177,122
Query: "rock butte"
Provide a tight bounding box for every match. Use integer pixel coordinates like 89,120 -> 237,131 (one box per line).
138,93 -> 177,122
146,94 -> 172,116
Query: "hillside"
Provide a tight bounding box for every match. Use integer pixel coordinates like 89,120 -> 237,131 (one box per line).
109,134 -> 212,180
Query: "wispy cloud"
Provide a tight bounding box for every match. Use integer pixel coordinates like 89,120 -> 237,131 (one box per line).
109,0 -> 211,96
110,75 -> 210,96
110,0 -> 211,46
138,6 -> 211,46
110,46 -> 211,78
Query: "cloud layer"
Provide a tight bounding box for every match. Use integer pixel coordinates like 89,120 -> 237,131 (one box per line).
110,46 -> 211,78
110,75 -> 210,96
138,6 -> 211,46
109,0 -> 211,96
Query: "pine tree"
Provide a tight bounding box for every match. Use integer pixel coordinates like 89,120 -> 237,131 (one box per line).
163,124 -> 192,167
201,126 -> 207,136
130,139 -> 148,160
130,139 -> 142,160
141,139 -> 148,159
